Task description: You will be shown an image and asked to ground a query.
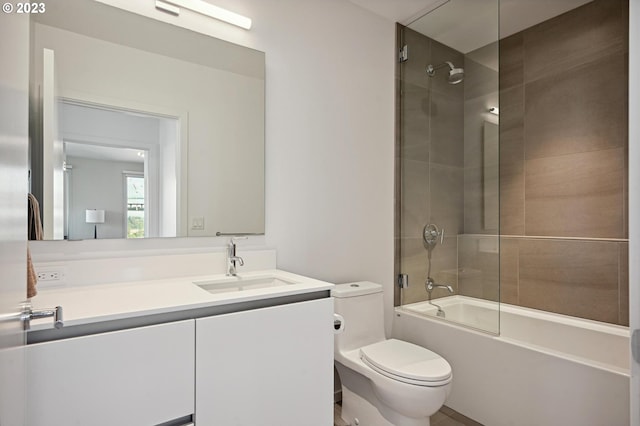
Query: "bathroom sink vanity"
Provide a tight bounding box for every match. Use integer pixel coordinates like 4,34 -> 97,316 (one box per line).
26,269 -> 334,426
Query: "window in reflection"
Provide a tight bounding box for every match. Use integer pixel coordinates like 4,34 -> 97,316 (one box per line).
125,173 -> 145,239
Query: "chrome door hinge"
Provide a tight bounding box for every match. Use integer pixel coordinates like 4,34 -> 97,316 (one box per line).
633,329 -> 640,364
397,274 -> 409,289
399,45 -> 408,63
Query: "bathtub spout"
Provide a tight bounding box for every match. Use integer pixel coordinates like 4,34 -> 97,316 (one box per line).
426,277 -> 453,318
426,278 -> 454,295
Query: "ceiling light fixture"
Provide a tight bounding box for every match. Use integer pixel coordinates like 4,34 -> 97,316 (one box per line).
155,0 -> 252,30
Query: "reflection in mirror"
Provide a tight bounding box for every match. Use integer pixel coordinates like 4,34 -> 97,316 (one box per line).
60,101 -> 178,240
58,101 -> 179,240
29,0 -> 265,240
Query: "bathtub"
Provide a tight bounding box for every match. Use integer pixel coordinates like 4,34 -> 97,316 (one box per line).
393,296 -> 630,426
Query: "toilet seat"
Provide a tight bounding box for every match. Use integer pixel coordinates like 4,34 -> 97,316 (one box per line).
359,339 -> 452,387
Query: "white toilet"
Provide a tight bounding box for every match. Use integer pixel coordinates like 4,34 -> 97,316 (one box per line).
333,282 -> 452,426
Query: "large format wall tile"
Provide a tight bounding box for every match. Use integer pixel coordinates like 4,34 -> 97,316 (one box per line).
463,56 -> 498,101
499,238 -> 519,305
518,239 -> 620,323
619,242 -> 629,325
430,164 -> 464,236
499,33 -> 523,90
399,237 -> 430,304
624,105 -> 629,238
499,86 -> 525,235
401,82 -> 430,162
524,148 -> 624,238
430,90 -> 464,167
400,158 -> 430,238
524,53 -> 626,160
463,165 -> 484,234
522,0 -> 626,84
458,235 -> 500,301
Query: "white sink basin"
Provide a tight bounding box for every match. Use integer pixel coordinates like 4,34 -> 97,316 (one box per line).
194,274 -> 299,294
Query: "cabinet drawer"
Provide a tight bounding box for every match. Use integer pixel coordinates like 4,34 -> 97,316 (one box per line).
195,298 -> 333,425
27,320 -> 195,426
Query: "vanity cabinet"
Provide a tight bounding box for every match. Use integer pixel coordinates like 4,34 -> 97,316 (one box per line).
195,298 -> 334,425
26,296 -> 334,425
26,320 -> 195,426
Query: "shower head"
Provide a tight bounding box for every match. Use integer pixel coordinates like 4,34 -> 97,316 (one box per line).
447,67 -> 464,84
426,61 -> 465,85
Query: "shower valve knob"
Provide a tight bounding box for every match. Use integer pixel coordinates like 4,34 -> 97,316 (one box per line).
423,224 -> 444,246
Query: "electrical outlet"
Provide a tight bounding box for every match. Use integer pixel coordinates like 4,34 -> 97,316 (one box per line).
37,269 -> 65,282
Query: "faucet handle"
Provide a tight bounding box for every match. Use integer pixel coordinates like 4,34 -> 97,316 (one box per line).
423,224 -> 444,247
231,236 -> 248,243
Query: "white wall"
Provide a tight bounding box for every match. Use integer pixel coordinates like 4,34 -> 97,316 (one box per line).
207,0 -> 396,329
41,49 -> 65,240
0,10 -> 29,426
33,0 -> 396,331
67,156 -> 143,240
159,119 -> 178,238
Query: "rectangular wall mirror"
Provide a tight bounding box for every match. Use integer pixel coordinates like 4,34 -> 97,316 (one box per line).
29,0 -> 265,240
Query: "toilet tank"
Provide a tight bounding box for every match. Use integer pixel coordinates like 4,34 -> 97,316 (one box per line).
333,282 -> 386,352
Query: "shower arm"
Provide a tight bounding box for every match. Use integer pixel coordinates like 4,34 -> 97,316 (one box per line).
426,61 -> 454,76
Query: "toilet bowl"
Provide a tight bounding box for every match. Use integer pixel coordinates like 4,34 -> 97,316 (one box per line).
333,282 -> 452,426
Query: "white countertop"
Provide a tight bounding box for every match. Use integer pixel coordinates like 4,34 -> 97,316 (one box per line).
30,269 -> 334,331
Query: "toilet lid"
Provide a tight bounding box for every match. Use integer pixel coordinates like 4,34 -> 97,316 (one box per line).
359,339 -> 452,384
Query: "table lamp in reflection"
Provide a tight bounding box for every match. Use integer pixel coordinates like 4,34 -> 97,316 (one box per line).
86,209 -> 105,239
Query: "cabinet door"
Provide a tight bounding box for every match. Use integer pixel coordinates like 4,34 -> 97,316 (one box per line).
27,320 -> 195,426
196,298 -> 334,425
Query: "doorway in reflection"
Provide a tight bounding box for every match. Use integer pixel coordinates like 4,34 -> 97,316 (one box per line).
61,102 -> 179,240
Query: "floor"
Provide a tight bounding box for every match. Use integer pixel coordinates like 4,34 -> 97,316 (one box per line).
334,403 -> 483,426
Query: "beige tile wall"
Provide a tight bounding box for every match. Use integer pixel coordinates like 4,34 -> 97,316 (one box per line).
396,0 -> 629,325
397,28 -> 465,305
498,0 -> 629,325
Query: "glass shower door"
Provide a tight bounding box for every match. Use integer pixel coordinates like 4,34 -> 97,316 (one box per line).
395,0 -> 500,334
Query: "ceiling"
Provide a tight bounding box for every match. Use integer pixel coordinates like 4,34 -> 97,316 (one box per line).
65,142 -> 145,164
347,0 -> 594,53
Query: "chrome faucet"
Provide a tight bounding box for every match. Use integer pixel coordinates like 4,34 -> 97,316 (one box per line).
425,277 -> 454,318
426,278 -> 454,295
226,237 -> 246,276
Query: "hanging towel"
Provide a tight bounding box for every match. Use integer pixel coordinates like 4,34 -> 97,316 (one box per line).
27,245 -> 37,299
28,193 -> 43,241
27,193 -> 42,298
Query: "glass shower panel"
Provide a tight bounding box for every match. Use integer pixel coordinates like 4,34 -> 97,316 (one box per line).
396,0 -> 500,334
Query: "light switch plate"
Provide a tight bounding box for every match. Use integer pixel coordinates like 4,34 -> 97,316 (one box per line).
191,217 -> 205,230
